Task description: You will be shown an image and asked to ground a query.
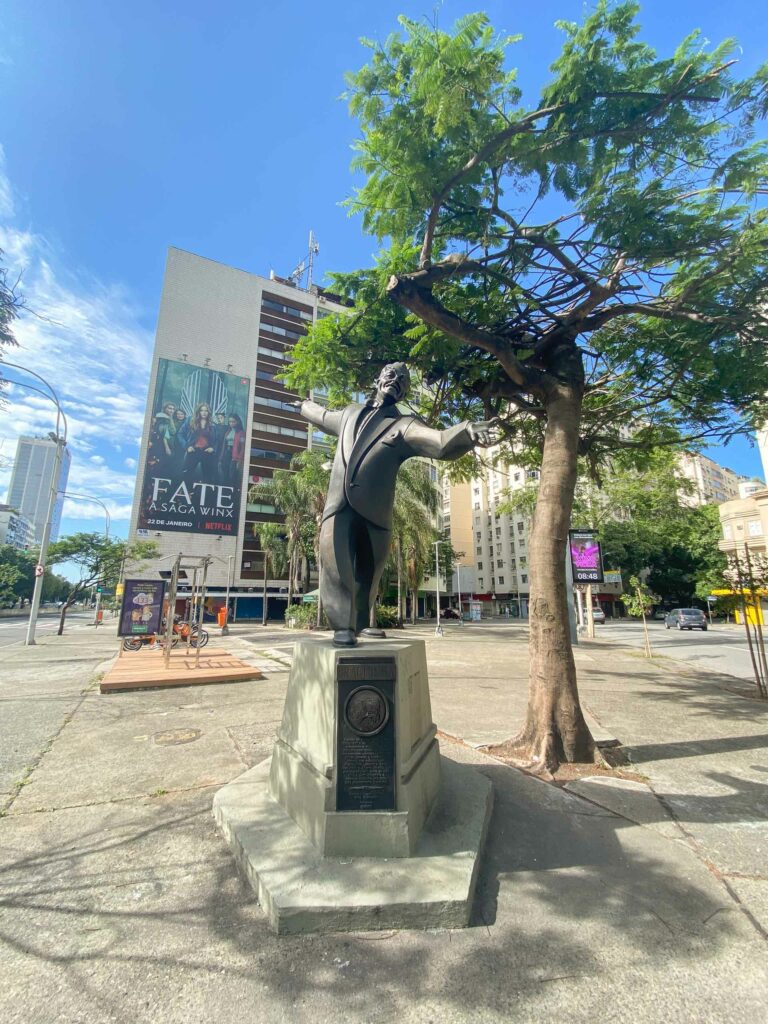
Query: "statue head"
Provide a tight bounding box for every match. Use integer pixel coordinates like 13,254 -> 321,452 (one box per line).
374,362 -> 410,404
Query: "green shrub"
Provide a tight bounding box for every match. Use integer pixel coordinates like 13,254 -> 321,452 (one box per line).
284,602 -> 328,629
375,605 -> 402,628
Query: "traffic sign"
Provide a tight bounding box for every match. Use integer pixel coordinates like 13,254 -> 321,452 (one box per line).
34,564 -> 44,577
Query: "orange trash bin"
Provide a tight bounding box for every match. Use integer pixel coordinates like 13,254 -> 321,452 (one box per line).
217,607 -> 228,628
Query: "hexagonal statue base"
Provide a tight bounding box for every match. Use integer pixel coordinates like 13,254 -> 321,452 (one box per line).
213,754 -> 493,934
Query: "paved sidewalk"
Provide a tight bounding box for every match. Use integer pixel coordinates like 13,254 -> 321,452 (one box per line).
0,621 -> 766,1023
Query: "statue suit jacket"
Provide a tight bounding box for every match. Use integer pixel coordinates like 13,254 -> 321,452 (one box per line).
300,399 -> 474,531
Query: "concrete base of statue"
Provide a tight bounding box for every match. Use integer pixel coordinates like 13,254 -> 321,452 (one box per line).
213,637 -> 493,934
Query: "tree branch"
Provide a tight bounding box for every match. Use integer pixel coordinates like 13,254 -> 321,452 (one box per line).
387,274 -> 549,393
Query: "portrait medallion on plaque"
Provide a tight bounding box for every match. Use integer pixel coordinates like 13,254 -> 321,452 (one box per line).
336,658 -> 396,812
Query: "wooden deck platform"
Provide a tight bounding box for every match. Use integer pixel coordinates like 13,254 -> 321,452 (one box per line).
100,645 -> 263,693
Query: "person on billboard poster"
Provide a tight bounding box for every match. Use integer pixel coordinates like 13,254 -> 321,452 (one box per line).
182,402 -> 218,483
218,413 -> 246,488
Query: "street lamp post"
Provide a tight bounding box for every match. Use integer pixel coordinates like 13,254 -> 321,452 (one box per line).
456,563 -> 463,625
434,540 -> 443,638
1,364 -> 70,647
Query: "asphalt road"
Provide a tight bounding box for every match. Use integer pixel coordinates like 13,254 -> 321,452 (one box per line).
0,611 -> 93,649
594,618 -> 755,682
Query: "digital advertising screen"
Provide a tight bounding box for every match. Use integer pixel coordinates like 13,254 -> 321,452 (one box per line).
568,529 -> 604,585
137,358 -> 251,535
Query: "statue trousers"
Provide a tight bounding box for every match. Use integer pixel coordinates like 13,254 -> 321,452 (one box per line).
319,504 -> 391,634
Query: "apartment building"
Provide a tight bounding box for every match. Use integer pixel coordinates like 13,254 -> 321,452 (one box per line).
128,247 -> 346,613
6,435 -> 71,543
678,451 -> 744,506
0,503 -> 35,550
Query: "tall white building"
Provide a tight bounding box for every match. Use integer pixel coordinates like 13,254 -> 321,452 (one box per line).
127,247 -> 346,617
6,436 -> 71,543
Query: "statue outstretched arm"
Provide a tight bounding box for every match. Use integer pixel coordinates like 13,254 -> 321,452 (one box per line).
403,417 -> 503,460
298,400 -> 344,437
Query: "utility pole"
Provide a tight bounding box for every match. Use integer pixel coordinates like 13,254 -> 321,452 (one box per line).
434,540 -> 443,637
1,364 -> 69,647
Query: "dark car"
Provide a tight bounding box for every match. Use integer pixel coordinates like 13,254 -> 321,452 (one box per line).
665,608 -> 707,631
440,608 -> 461,620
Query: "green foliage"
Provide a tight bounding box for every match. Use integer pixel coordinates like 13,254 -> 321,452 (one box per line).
621,575 -> 659,618
46,534 -> 158,609
374,605 -> 401,628
284,602 -> 325,629
285,4 -> 768,461
0,544 -> 71,606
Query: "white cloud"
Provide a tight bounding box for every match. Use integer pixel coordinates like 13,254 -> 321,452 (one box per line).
0,154 -> 151,527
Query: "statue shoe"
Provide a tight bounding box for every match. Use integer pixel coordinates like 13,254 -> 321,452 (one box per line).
360,627 -> 386,638
332,629 -> 357,647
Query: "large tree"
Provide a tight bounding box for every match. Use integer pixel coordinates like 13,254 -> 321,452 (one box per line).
286,3 -> 768,770
46,534 -> 157,634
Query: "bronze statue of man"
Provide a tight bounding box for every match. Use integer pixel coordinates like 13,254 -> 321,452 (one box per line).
299,362 -> 501,646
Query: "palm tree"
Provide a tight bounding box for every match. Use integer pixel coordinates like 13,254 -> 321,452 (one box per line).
390,462 -> 440,625
249,471 -> 306,610
255,522 -> 287,626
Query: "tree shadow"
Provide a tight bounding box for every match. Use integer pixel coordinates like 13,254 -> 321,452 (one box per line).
0,758 -> 761,1023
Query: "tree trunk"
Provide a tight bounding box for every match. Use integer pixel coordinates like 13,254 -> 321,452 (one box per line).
286,549 -> 295,612
396,537 -> 403,627
262,558 -> 269,627
508,367 -> 595,771
57,591 -> 79,635
410,588 -> 417,624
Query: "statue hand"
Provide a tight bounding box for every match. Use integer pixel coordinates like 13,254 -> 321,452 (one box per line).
469,417 -> 503,447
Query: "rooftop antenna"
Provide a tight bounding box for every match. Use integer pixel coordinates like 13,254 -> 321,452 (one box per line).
288,230 -> 320,290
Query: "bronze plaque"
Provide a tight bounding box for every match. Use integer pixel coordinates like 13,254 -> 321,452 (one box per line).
336,658 -> 396,811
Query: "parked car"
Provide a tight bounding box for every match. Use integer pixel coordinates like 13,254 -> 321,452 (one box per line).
665,608 -> 707,631
440,608 -> 461,620
591,607 -> 606,624
653,609 -> 668,620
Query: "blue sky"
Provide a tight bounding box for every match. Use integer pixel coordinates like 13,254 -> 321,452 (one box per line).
1,0 -> 767,544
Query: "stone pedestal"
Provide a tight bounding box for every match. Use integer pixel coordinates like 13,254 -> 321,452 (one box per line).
268,638 -> 440,857
213,637 -> 493,934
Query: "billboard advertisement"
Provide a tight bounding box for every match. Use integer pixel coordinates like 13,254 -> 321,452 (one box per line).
118,579 -> 167,636
137,359 -> 250,535
568,529 -> 604,585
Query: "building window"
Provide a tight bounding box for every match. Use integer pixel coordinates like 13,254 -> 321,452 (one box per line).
495,527 -> 501,538
478,578 -> 484,589
261,298 -> 313,321
254,396 -> 299,413
250,447 -> 293,463
498,576 -> 504,585
520,557 -> 527,566
497,559 -> 504,568
257,345 -> 289,361
253,421 -> 307,439
521,574 -> 528,583
749,520 -> 763,536
476,531 -> 481,541
517,521 -> 524,532
477,561 -> 483,570
476,546 -> 482,555
256,369 -> 279,382
260,322 -> 302,341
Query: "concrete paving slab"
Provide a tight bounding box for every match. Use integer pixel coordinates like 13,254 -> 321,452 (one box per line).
564,776 -> 682,841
